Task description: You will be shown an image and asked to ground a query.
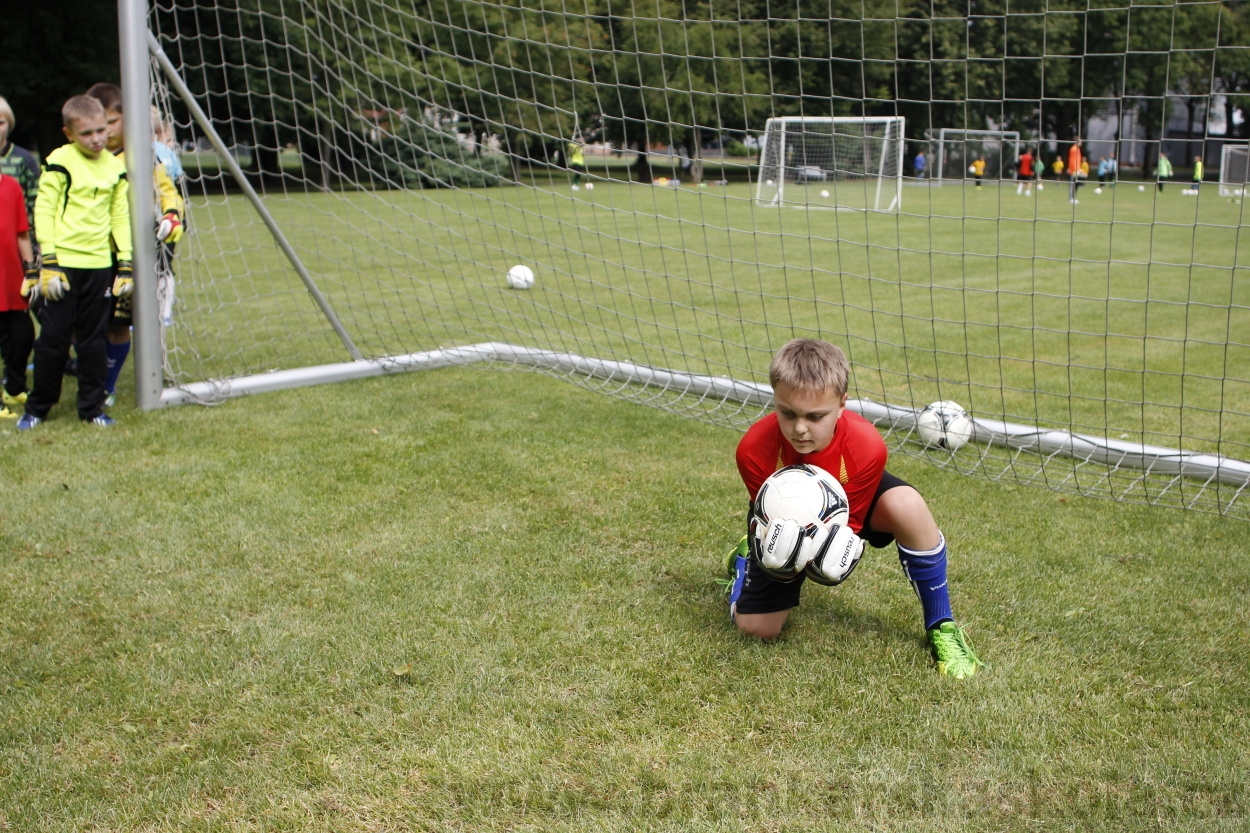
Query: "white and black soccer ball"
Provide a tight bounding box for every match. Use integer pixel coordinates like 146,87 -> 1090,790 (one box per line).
969,164 -> 977,174
506,264 -> 535,290
585,182 -> 594,191
1095,187 -> 1103,195
820,189 -> 830,198
1036,183 -> 1044,191
751,464 -> 850,581
916,400 -> 974,451
1138,185 -> 1146,192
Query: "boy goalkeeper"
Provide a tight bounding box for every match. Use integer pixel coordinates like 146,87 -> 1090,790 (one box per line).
725,339 -> 983,679
18,95 -> 131,429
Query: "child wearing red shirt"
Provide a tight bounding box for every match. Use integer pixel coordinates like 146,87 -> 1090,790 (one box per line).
0,172 -> 34,418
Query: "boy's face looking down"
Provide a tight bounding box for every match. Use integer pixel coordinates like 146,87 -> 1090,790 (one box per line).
104,107 -> 124,152
64,114 -> 109,159
773,381 -> 846,455
0,116 -> 10,147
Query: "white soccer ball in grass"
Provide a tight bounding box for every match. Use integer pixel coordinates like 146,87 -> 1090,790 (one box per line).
1095,187 -> 1103,194
1139,185 -> 1146,192
1036,183 -> 1043,191
751,464 -> 852,582
506,264 -> 535,290
585,182 -> 594,191
916,400 -> 974,451
820,189 -> 830,198
766,179 -> 775,187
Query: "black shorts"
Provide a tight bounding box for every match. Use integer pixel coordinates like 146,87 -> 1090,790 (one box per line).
734,470 -> 912,616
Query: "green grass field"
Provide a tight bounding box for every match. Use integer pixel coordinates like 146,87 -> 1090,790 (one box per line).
2,366 -> 1248,831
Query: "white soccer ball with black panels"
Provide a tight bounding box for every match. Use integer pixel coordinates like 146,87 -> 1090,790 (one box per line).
751,464 -> 850,581
506,264 -> 535,290
916,400 -> 974,451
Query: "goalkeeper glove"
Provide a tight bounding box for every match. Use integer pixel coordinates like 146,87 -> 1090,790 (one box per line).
21,262 -> 38,300
112,261 -> 134,298
33,255 -> 70,301
803,524 -> 865,586
750,515 -> 810,582
157,211 -> 183,243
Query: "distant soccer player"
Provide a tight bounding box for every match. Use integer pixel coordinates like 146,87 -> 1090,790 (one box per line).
0,172 -> 34,419
566,136 -> 586,190
723,339 -> 983,679
1192,155 -> 1204,192
1106,153 -> 1118,185
86,83 -> 184,408
18,95 -> 131,430
1156,152 -> 1173,193
1051,156 -> 1064,180
1016,148 -> 1034,195
971,155 -> 986,189
914,150 -> 927,180
1067,139 -> 1083,203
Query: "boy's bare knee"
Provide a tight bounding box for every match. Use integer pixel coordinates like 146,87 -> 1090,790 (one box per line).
734,611 -> 787,640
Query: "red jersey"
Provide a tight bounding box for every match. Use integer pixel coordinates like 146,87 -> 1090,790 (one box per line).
1067,144 -> 1082,177
0,174 -> 29,312
736,409 -> 888,534
1018,152 -> 1034,178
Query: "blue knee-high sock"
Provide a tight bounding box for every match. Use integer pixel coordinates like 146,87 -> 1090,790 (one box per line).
105,341 -> 130,394
898,533 -> 954,631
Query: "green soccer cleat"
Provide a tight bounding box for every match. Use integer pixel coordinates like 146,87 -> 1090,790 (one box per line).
927,621 -> 984,679
715,535 -> 750,599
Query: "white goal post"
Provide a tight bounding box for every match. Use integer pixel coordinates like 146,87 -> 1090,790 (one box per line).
1219,145 -> 1249,197
755,117 -> 904,211
925,128 -> 1022,183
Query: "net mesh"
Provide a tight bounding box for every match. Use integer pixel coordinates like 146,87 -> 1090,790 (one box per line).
148,0 -> 1250,517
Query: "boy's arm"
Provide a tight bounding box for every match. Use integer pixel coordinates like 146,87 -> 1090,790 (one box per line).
735,419 -> 780,503
155,163 -> 184,217
110,174 -> 133,262
17,230 -> 33,265
33,164 -> 65,256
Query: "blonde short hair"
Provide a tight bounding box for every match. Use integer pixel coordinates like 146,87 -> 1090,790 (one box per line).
0,96 -> 14,129
62,95 -> 106,129
769,338 -> 849,396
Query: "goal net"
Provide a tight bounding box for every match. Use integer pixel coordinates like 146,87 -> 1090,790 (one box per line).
755,117 -> 904,211
1220,145 -> 1250,197
140,1 -> 1250,519
924,129 -> 1022,183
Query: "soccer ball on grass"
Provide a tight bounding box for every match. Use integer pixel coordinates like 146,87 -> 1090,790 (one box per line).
1094,187 -> 1103,195
1138,185 -> 1146,192
751,464 -> 861,585
585,182 -> 594,191
506,264 -> 535,290
916,400 -> 974,451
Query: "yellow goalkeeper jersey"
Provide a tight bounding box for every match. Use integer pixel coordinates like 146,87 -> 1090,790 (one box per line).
35,143 -> 132,268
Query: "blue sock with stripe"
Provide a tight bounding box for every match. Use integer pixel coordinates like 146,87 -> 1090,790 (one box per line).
897,532 -> 954,631
105,340 -> 130,394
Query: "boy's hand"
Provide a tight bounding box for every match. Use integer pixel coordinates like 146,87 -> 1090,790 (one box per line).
35,255 -> 70,301
113,261 -> 134,298
157,211 -> 183,243
752,516 -> 811,580
803,524 -> 865,586
21,262 -> 39,300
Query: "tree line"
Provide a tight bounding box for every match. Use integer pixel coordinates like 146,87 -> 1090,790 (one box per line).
7,1 -> 1248,182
